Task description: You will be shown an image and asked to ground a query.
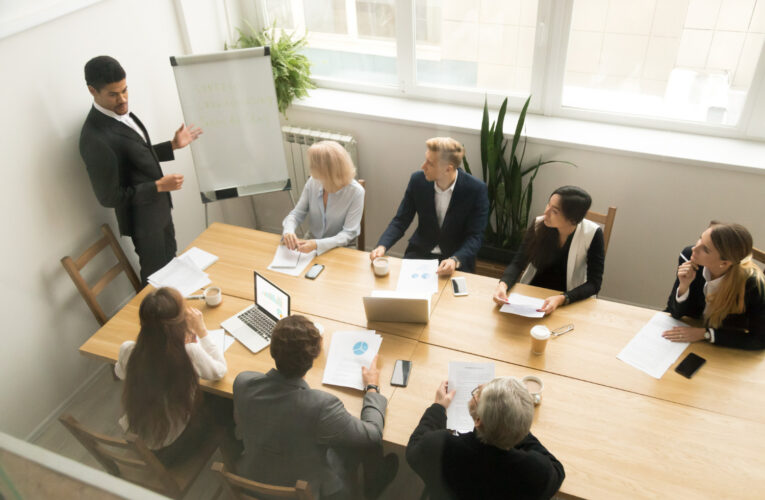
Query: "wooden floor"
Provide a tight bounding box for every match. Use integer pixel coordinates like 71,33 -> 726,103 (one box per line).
31,366 -> 424,500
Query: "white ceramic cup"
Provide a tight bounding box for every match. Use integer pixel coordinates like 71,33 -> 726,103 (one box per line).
204,286 -> 222,307
521,375 -> 544,405
530,325 -> 551,355
372,257 -> 390,277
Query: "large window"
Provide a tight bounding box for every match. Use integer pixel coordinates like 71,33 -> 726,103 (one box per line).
249,0 -> 765,136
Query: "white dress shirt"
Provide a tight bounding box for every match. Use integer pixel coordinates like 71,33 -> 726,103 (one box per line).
282,177 -> 365,255
93,101 -> 147,142
676,266 -> 723,342
431,170 -> 458,254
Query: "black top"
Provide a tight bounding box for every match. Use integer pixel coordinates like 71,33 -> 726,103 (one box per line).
376,170 -> 489,273
666,246 -> 765,350
500,225 -> 605,303
406,403 -> 565,500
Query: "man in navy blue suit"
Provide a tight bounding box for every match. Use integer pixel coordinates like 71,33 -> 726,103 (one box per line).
370,137 -> 489,274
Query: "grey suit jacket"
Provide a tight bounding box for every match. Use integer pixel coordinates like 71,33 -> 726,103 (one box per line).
233,369 -> 387,497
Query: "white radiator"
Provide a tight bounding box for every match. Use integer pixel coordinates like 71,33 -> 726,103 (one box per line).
281,126 -> 358,204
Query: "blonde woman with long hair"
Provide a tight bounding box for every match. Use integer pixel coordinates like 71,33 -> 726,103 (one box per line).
663,222 -> 765,350
282,140 -> 364,255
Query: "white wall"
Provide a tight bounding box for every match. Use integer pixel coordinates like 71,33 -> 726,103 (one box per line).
257,107 -> 765,309
0,0 -> 206,438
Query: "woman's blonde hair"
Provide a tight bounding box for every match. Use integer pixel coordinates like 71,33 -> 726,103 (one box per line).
308,140 -> 356,192
426,137 -> 465,169
705,222 -> 765,328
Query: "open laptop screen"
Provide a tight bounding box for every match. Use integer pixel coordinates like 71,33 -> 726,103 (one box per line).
254,272 -> 289,321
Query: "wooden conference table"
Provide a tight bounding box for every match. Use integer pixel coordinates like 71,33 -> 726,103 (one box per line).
80,223 -> 765,499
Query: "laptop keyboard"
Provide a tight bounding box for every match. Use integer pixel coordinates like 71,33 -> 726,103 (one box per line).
238,308 -> 275,340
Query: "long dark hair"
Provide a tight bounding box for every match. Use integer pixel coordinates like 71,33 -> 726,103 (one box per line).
525,186 -> 592,269
122,287 -> 199,445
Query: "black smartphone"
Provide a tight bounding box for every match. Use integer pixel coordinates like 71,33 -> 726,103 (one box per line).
391,360 -> 412,387
305,264 -> 325,280
675,353 -> 706,379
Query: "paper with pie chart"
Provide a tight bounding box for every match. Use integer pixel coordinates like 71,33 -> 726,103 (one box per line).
322,330 -> 382,390
397,259 -> 439,296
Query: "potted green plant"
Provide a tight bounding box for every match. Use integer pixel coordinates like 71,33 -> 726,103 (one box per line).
464,96 -> 574,263
227,21 -> 315,116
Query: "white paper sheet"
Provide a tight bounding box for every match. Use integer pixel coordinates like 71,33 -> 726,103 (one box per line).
447,361 -> 495,433
499,293 -> 545,318
322,330 -> 382,390
180,247 -> 219,270
148,256 -> 211,297
397,259 -> 439,295
267,245 -> 316,276
205,329 -> 235,353
616,312 -> 690,379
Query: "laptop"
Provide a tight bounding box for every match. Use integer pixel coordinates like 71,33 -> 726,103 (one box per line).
362,291 -> 431,324
221,272 -> 290,353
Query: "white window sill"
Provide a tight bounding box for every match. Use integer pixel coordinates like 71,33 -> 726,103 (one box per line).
292,89 -> 765,176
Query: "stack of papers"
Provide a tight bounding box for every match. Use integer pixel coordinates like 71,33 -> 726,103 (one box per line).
148,254 -> 211,297
397,259 -> 439,295
267,245 -> 316,276
500,293 -> 545,318
617,312 -> 689,379
447,362 -> 495,433
323,330 -> 382,390
205,329 -> 236,353
181,247 -> 219,270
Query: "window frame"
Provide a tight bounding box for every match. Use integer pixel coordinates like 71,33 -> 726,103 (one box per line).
242,0 -> 765,140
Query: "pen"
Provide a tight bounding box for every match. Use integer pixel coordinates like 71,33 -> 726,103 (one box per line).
679,253 -> 689,262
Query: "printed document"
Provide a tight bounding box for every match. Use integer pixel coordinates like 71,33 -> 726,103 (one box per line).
205,329 -> 236,354
397,259 -> 439,295
500,293 -> 545,318
180,247 -> 218,270
323,330 -> 382,390
148,256 -> 211,297
617,312 -> 689,379
267,245 -> 316,276
447,362 -> 495,433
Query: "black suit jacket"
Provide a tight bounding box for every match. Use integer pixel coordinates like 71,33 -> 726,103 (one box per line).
377,170 -> 489,272
79,106 -> 174,237
406,404 -> 565,500
666,246 -> 765,350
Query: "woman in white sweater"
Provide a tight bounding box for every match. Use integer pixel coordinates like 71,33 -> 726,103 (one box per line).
115,287 -> 227,465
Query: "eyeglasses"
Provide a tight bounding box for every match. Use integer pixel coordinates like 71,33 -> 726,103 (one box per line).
471,385 -> 481,399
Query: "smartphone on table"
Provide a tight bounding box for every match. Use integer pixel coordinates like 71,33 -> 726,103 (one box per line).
391,360 -> 412,387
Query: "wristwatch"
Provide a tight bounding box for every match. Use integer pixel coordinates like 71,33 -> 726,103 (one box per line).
449,256 -> 461,269
364,384 -> 380,394
703,329 -> 711,341
562,292 -> 571,305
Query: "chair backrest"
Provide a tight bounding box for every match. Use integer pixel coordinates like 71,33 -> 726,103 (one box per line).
357,179 -> 366,251
211,462 -> 315,500
585,206 -> 617,256
58,413 -> 183,498
753,247 -> 765,268
61,224 -> 141,326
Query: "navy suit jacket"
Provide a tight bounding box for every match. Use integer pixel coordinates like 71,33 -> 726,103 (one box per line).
79,106 -> 174,238
377,170 -> 489,272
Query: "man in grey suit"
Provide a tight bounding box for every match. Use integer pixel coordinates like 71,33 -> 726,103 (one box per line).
79,56 -> 202,284
234,315 -> 398,499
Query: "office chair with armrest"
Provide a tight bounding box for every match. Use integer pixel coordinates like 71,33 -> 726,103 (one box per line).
752,246 -> 764,267
585,206 -> 618,256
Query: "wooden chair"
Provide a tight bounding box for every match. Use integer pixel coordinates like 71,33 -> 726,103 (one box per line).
753,246 -> 765,268
61,224 -> 141,326
59,413 -> 220,499
211,461 -> 315,500
357,179 -> 366,251
585,206 -> 617,255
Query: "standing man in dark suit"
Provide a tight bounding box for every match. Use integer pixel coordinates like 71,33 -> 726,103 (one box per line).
79,55 -> 202,284
369,137 -> 489,274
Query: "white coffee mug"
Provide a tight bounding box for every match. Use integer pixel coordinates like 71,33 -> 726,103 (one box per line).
203,286 -> 222,307
521,375 -> 544,405
372,257 -> 390,277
